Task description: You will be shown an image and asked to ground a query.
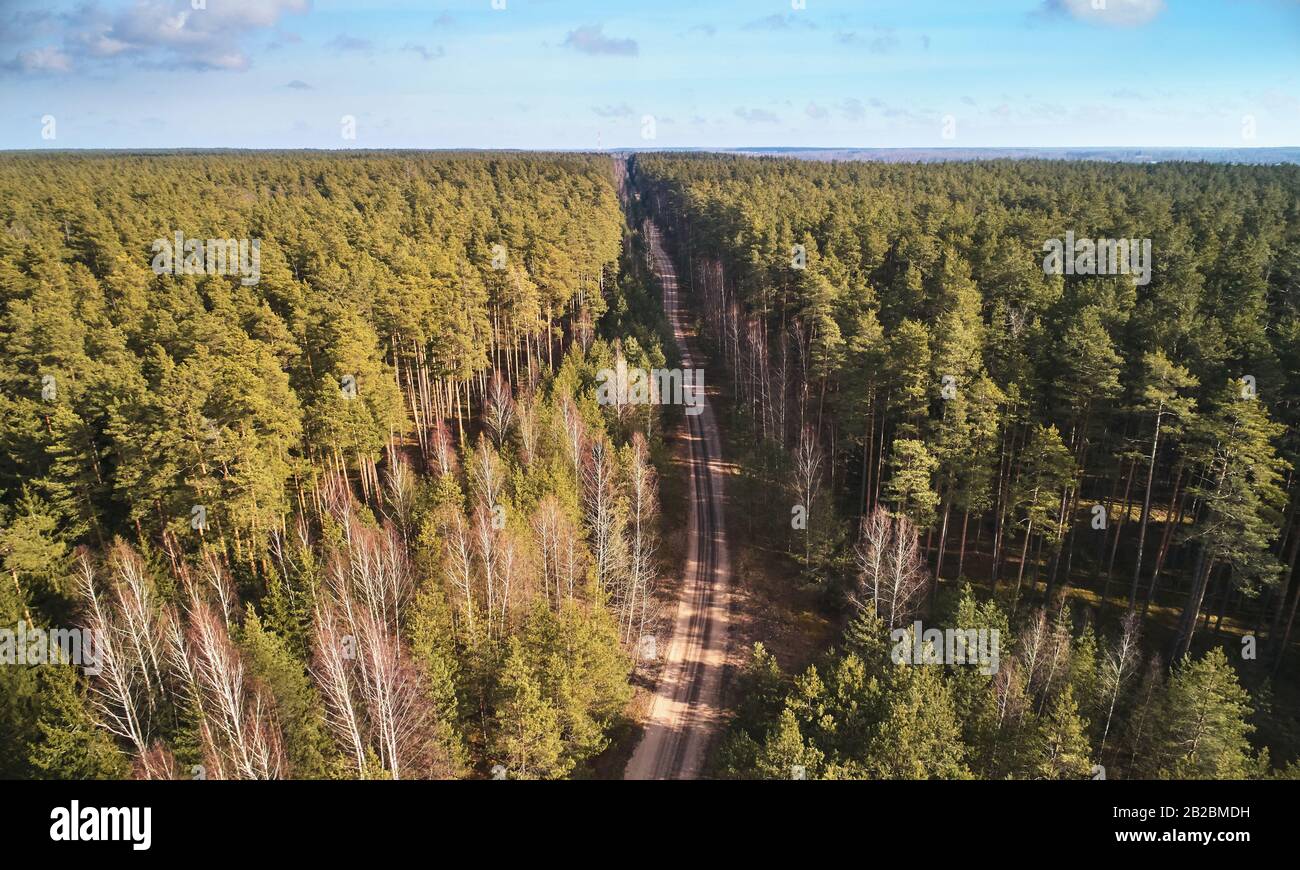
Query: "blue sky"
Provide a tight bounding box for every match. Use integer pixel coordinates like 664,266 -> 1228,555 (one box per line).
1,0 -> 1297,149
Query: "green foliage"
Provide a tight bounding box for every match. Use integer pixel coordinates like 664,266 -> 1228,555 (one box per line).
752,708 -> 826,780
1028,684 -> 1094,780
885,439 -> 939,528
238,609 -> 337,779
491,636 -> 567,779
6,147 -> 1299,779
0,489 -> 72,614
1147,648 -> 1261,779
0,564 -> 38,778
716,579 -> 1275,780
0,153 -> 651,780
27,664 -> 130,780
864,651 -> 971,779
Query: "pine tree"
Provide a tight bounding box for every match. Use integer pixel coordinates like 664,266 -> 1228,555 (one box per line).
238,609 -> 336,779
1053,306 -> 1123,436
405,582 -> 468,775
1173,382 -> 1288,661
1008,425 -> 1076,600
730,642 -> 788,737
946,584 -> 1010,776
517,601 -> 632,772
0,488 -> 72,613
0,558 -> 39,777
1128,350 -> 1197,610
1149,647 -> 1261,779
1028,683 -> 1093,780
491,637 -> 566,780
885,439 -> 939,529
884,320 -> 932,438
27,664 -> 130,780
863,643 -> 970,779
1069,619 -> 1101,725
753,708 -> 825,780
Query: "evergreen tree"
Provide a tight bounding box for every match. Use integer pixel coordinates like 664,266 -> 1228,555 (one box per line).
491,637 -> 566,780
1174,382 -> 1288,660
864,652 -> 970,780
1008,425 -> 1076,600
1148,647 -> 1261,780
1028,683 -> 1093,780
238,609 -> 336,779
753,708 -> 825,781
1128,350 -> 1197,609
885,439 -> 939,529
27,664 -> 130,780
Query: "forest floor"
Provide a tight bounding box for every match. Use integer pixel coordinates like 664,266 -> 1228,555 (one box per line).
715,433 -> 836,685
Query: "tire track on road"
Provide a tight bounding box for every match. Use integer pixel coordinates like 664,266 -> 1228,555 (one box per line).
624,219 -> 731,781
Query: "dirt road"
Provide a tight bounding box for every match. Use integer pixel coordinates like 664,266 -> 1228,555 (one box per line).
624,220 -> 732,781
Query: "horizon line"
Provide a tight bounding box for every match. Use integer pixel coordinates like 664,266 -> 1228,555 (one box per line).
3,145 -> 1298,154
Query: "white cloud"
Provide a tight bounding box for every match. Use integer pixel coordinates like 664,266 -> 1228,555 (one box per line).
836,26 -> 900,53
327,34 -> 373,52
14,45 -> 72,72
839,98 -> 866,121
43,0 -> 310,73
1044,0 -> 1166,27
735,106 -> 780,124
402,43 -> 444,61
744,14 -> 816,32
562,25 -> 638,56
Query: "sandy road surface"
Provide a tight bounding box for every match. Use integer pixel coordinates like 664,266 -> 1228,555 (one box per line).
624,220 -> 732,781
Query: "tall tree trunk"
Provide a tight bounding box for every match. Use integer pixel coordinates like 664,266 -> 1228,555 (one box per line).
1173,546 -> 1212,662
1102,456 -> 1136,590
958,509 -> 971,580
1143,466 -> 1186,619
1129,408 -> 1164,610
932,494 -> 952,606
1013,520 -> 1034,605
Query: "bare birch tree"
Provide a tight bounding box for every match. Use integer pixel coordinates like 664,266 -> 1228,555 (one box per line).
624,434 -> 660,651
483,372 -> 515,449
1097,611 -> 1141,756
80,545 -> 286,780
584,436 -> 630,625
442,511 -> 477,638
852,507 -> 929,629
792,424 -> 825,570
559,395 -> 586,475
311,518 -> 452,779
77,552 -> 159,766
533,495 -> 584,607
170,564 -> 287,780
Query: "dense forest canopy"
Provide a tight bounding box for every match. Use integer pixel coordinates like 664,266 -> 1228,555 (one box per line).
0,152 -> 669,779
627,153 -> 1300,778
2,147 -> 1298,780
